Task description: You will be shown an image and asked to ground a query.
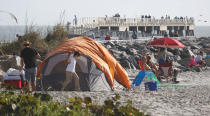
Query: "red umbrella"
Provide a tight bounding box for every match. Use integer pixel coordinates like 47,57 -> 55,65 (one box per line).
147,37 -> 185,48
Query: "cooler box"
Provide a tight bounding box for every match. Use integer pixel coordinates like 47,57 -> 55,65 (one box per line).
4,80 -> 23,89
144,81 -> 157,91
3,68 -> 26,89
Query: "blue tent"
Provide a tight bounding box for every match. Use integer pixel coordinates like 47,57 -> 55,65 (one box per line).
132,71 -> 160,87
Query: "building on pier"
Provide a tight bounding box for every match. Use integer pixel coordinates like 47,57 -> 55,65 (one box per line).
70,15 -> 195,38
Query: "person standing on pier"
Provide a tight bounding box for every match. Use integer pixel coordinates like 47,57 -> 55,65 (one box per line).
132,31 -> 137,39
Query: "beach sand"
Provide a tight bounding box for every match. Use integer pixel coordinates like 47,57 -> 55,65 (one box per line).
0,60 -> 209,116
43,69 -> 210,116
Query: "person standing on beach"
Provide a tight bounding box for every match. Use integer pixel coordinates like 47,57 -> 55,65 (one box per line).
20,41 -> 41,92
61,52 -> 81,91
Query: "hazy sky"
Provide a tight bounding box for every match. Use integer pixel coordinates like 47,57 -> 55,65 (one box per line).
0,0 -> 209,26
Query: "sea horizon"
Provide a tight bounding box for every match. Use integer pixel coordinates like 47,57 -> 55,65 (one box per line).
0,25 -> 210,42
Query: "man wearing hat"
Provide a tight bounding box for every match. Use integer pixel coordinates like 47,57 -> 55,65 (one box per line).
20,41 -> 41,92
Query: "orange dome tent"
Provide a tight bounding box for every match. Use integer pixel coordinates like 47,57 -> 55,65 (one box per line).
37,36 -> 131,91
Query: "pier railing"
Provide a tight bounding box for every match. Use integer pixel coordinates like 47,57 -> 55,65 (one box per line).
96,36 -> 196,43
76,17 -> 194,27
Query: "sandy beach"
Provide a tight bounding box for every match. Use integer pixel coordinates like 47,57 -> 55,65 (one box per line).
1,68 -> 210,116
40,68 -> 209,116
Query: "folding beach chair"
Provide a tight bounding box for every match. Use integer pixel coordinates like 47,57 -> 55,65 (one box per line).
158,62 -> 179,83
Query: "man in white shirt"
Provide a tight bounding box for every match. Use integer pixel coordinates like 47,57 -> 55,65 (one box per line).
61,52 -> 81,91
195,51 -> 205,67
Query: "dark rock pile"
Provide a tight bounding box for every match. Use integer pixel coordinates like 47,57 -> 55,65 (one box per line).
102,37 -> 210,71
0,37 -> 209,75
0,55 -> 21,72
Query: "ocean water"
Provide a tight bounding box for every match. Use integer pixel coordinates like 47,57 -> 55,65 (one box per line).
0,25 -> 209,42
0,25 -> 52,42
194,26 -> 210,38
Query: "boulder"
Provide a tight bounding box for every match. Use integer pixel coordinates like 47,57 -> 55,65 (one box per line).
119,60 -> 132,69
148,47 -> 157,53
109,49 -> 121,55
130,63 -> 136,70
203,43 -> 210,48
133,42 -> 146,50
140,45 -> 147,51
190,45 -> 200,49
106,45 -> 112,49
167,48 -> 175,54
126,48 -> 138,55
200,48 -> 210,55
197,39 -> 210,48
117,45 -> 127,51
120,51 -> 129,60
180,49 -> 193,59
166,51 -> 174,57
173,55 -> 182,61
177,58 -> 191,67
104,41 -> 115,47
172,61 -> 182,67
0,55 -> 21,72
0,55 -> 42,72
128,55 -> 138,69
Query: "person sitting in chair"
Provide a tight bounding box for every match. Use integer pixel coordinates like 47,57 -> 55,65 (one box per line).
159,56 -> 179,83
146,53 -> 159,77
142,56 -> 151,71
195,51 -> 205,68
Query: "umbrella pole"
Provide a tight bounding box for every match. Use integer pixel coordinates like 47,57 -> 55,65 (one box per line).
165,47 -> 167,61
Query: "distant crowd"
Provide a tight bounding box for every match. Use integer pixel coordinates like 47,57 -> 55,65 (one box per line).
141,14 -> 194,21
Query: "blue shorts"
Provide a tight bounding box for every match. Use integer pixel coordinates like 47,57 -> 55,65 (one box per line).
158,59 -> 165,63
25,67 -> 37,83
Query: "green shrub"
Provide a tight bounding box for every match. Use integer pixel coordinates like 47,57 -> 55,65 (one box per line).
0,23 -> 71,60
0,91 -> 148,116
0,31 -> 49,58
44,24 -> 68,49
